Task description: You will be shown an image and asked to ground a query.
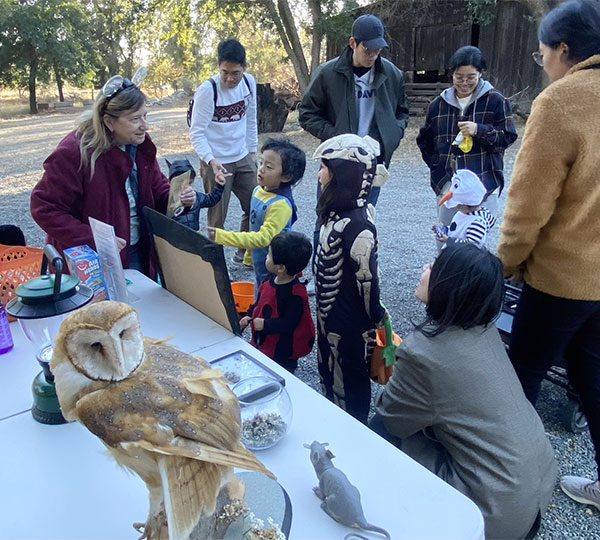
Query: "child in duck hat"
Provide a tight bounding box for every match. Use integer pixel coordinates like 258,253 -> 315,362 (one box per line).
433,169 -> 496,248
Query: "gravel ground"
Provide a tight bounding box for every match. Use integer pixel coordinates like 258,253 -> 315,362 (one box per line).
1,106 -> 598,539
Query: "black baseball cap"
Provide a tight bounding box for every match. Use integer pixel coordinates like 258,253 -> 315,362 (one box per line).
351,14 -> 388,49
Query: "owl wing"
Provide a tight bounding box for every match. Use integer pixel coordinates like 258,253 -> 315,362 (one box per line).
74,346 -> 274,474
158,455 -> 225,540
74,343 -> 274,539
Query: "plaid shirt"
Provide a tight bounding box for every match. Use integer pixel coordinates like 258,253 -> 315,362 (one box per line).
417,86 -> 518,195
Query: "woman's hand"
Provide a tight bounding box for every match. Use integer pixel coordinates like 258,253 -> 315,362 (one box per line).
508,265 -> 525,285
252,317 -> 264,331
457,121 -> 478,137
116,236 -> 127,252
239,316 -> 252,330
206,226 -> 216,240
180,186 -> 196,207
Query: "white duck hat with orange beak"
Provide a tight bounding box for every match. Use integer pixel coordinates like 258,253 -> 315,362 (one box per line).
438,169 -> 486,209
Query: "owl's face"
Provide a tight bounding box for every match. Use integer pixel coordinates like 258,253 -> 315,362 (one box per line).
60,302 -> 144,382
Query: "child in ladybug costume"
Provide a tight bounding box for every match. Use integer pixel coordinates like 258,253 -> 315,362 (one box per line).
240,231 -> 315,373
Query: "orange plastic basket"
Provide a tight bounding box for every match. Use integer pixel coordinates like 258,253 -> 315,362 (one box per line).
370,327 -> 402,385
231,281 -> 254,314
0,244 -> 44,321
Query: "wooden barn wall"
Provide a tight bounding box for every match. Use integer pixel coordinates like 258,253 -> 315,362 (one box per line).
325,0 -> 543,97
479,1 -> 544,98
326,0 -> 469,73
370,0 -> 469,73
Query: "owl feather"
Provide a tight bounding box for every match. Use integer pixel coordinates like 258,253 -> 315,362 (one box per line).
51,301 -> 274,540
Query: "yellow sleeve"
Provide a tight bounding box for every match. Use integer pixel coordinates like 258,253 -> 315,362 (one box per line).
497,91 -> 576,276
214,199 -> 292,249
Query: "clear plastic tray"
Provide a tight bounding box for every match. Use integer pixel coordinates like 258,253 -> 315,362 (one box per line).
210,349 -> 285,388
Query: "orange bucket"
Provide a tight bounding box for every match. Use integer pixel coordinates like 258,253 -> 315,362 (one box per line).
231,281 -> 254,314
370,327 -> 402,384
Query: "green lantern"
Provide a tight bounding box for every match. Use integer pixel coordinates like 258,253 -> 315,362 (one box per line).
6,245 -> 93,424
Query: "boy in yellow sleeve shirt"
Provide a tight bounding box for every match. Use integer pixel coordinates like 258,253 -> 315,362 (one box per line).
208,138 -> 306,291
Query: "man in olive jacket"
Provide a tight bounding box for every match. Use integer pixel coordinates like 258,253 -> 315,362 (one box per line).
299,14 -> 409,206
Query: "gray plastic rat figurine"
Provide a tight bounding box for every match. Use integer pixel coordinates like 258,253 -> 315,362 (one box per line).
304,441 -> 391,540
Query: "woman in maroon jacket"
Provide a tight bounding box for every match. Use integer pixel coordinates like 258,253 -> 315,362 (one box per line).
31,74 -> 196,278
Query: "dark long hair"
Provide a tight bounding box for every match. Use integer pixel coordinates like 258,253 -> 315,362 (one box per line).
538,0 -> 600,63
316,159 -> 336,225
415,244 -> 504,337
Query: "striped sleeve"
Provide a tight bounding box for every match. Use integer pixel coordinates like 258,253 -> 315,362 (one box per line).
449,209 -> 495,248
463,219 -> 488,247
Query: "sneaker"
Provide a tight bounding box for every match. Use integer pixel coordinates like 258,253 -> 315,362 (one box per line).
231,250 -> 252,269
232,250 -> 245,264
560,476 -> 600,510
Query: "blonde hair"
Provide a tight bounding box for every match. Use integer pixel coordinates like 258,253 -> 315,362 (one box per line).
77,86 -> 146,178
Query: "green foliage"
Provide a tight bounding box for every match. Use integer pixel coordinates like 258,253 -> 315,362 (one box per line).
141,0 -> 298,91
466,0 -> 497,25
88,0 -> 149,82
0,0 -> 360,104
312,0 -> 355,42
0,0 -> 100,109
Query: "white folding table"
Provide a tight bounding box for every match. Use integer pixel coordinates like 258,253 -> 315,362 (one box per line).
0,270 -> 484,540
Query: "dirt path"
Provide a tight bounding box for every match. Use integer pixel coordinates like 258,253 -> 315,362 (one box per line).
0,107 -> 596,540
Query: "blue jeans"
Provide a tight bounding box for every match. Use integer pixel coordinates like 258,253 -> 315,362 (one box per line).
128,243 -> 145,273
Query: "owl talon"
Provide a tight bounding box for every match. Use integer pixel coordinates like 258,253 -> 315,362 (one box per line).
133,522 -> 147,539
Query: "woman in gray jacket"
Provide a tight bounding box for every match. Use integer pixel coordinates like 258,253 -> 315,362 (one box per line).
373,244 -> 556,540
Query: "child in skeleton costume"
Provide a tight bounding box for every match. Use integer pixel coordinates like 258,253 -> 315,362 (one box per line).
313,134 -> 389,423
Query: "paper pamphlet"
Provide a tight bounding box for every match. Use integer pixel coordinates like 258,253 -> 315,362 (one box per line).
89,217 -> 128,302
167,170 -> 192,217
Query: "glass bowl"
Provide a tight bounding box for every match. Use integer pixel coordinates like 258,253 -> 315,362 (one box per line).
233,376 -> 292,450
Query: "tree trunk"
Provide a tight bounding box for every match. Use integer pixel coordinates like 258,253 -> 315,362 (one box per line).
258,0 -> 310,91
29,56 -> 38,115
54,63 -> 65,102
307,0 -> 322,77
276,0 -> 309,86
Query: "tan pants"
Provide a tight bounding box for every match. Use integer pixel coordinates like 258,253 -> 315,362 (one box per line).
201,153 -> 257,231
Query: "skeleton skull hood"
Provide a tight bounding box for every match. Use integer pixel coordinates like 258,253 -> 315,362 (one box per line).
313,134 -> 389,211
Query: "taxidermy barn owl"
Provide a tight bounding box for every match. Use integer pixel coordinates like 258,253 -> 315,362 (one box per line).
50,301 -> 274,540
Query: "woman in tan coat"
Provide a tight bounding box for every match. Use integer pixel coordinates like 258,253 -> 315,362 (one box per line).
497,0 -> 600,510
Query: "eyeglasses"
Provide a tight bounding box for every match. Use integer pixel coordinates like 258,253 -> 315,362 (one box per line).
219,68 -> 244,79
360,42 -> 382,56
453,73 -> 480,84
101,67 -> 147,107
532,51 -> 544,66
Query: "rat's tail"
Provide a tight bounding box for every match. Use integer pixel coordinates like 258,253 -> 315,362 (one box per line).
344,523 -> 391,540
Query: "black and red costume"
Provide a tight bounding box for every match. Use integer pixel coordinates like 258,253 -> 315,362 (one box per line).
249,276 -> 315,373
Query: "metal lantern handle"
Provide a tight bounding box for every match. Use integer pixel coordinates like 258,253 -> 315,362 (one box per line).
40,244 -> 64,298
